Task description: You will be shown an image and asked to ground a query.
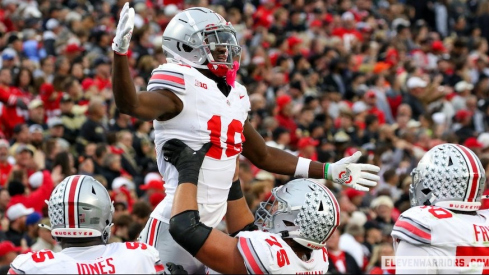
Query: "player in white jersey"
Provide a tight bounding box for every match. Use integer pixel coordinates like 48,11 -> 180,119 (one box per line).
392,144 -> 489,274
8,175 -> 165,275
162,139 -> 338,274
111,3 -> 379,273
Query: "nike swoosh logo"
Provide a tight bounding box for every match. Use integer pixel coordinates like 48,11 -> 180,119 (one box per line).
239,95 -> 245,99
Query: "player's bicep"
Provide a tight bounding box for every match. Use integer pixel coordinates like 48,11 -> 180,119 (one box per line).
195,230 -> 247,274
242,120 -> 268,162
132,90 -> 183,121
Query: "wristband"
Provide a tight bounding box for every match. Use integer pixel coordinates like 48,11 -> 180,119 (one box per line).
230,222 -> 258,237
324,163 -> 330,180
294,157 -> 311,178
114,50 -> 128,56
227,179 -> 243,201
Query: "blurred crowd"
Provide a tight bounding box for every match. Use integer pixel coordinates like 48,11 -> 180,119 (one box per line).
0,0 -> 489,273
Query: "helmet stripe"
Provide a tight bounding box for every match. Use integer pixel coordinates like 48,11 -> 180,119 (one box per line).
455,145 -> 481,202
67,175 -> 82,228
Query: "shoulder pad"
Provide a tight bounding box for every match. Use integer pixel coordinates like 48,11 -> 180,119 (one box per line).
116,242 -> 163,274
10,253 -> 36,274
117,242 -> 159,260
392,206 -> 444,245
153,62 -> 197,77
478,209 -> 489,216
145,244 -> 161,262
148,63 -> 196,94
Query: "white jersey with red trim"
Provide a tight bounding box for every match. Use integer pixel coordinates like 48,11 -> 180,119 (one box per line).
148,60 -> 250,226
393,206 -> 489,273
8,242 -> 163,274
236,231 -> 329,274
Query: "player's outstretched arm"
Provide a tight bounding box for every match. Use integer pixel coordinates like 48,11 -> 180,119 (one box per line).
242,120 -> 380,191
112,3 -> 182,121
163,140 -> 248,274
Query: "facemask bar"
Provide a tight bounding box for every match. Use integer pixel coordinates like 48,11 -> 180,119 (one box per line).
255,186 -> 289,232
199,30 -> 242,67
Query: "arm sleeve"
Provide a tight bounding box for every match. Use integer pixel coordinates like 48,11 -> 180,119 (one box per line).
0,87 -> 17,106
395,241 -> 436,274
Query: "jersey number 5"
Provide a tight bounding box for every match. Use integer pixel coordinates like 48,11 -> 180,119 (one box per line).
126,242 -> 148,250
207,115 -> 244,159
265,236 -> 291,268
32,250 -> 55,263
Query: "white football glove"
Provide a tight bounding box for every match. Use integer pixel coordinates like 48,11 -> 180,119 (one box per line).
112,2 -> 135,55
328,151 -> 380,192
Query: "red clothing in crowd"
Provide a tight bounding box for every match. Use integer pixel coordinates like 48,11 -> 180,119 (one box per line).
275,113 -> 298,146
93,75 -> 112,91
332,28 -> 363,42
0,10 -> 15,32
253,5 -> 276,29
0,161 -> 12,187
368,107 -> 386,124
39,83 -> 62,118
0,85 -> 28,138
329,251 -> 348,272
7,170 -> 54,213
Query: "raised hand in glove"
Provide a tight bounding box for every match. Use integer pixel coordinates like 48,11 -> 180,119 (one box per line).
327,151 -> 380,192
163,139 -> 211,185
164,262 -> 188,275
112,2 -> 134,55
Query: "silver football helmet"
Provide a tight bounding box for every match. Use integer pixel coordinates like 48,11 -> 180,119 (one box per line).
162,8 -> 241,75
410,144 -> 486,211
46,175 -> 114,243
255,179 -> 340,250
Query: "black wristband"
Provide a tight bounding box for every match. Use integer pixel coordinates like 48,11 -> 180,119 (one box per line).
230,222 -> 258,237
227,179 -> 243,201
177,165 -> 199,186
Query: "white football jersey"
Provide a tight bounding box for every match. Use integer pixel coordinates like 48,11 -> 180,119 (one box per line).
236,231 -> 329,274
148,60 -> 250,226
392,206 -> 489,274
8,242 -> 163,274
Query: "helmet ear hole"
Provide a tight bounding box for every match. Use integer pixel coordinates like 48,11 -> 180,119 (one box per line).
182,44 -> 193,53
421,188 -> 431,195
283,220 -> 295,227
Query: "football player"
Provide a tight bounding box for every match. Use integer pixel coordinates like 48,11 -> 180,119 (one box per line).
8,175 -> 165,274
163,139 -> 339,274
393,144 -> 489,274
112,4 -> 380,273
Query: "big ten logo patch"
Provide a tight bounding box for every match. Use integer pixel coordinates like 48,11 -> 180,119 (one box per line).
195,80 -> 208,89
